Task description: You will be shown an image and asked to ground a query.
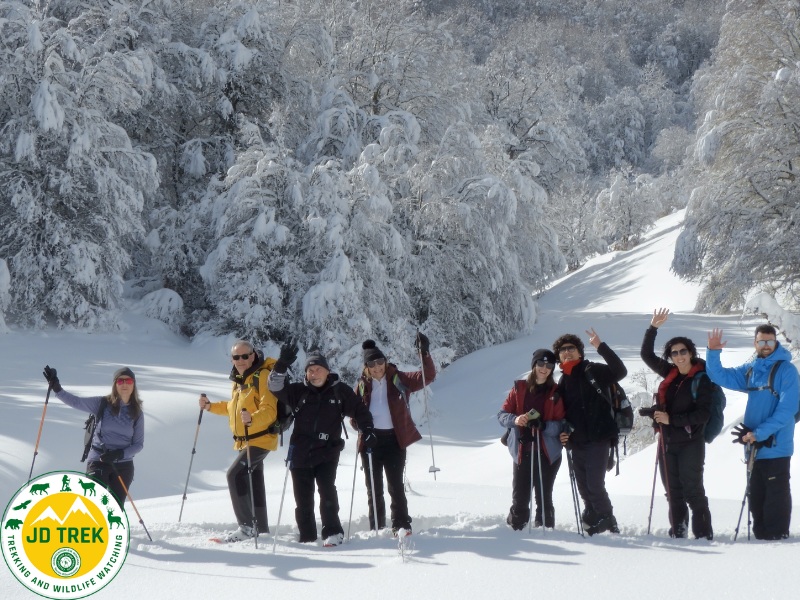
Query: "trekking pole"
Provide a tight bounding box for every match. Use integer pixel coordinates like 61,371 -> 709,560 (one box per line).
417,339 -> 440,479
566,448 -> 584,538
179,398 -> 205,522
242,411 -> 258,549
528,439 -> 535,534
366,448 -> 380,537
28,382 -> 53,482
536,428 -> 545,532
272,446 -> 294,554
734,445 -> 758,542
646,439 -> 660,535
346,448 -> 360,542
113,467 -> 152,541
657,425 -> 674,532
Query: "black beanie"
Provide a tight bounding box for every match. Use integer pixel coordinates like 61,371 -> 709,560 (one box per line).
362,340 -> 386,364
531,349 -> 556,369
304,350 -> 330,372
113,367 -> 136,382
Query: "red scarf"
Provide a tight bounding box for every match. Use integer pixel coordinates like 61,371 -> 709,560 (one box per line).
657,362 -> 704,405
559,359 -> 581,376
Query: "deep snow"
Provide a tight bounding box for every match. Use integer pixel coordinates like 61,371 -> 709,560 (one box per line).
2,210 -> 799,600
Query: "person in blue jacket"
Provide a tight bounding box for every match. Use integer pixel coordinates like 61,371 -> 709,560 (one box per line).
706,325 -> 799,540
42,365 -> 144,506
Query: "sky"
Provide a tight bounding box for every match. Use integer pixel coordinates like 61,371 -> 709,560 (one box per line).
2,210 -> 799,600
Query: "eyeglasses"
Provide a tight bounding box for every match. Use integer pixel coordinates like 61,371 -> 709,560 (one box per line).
116,377 -> 134,385
534,360 -> 555,369
755,339 -> 777,348
558,345 -> 578,354
670,348 -> 690,357
366,358 -> 386,368
231,353 -> 252,361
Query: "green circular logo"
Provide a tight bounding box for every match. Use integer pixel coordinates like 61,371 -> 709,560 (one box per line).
51,547 -> 81,577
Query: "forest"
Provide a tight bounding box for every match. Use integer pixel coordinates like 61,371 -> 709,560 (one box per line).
0,0 -> 797,368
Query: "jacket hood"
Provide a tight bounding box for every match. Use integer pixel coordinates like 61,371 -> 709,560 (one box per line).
750,343 -> 793,369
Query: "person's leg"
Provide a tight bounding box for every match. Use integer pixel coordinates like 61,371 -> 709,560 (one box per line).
382,438 -> 410,531
748,460 -> 767,539
316,459 -> 344,539
291,467 -> 318,542
758,457 -> 791,540
361,445 -> 387,530
86,462 -> 131,508
664,445 -> 689,537
541,457 -> 562,528
678,441 -> 712,539
508,450 -> 532,530
226,447 -> 269,531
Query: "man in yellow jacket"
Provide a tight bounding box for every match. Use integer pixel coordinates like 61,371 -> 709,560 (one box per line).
199,340 -> 278,542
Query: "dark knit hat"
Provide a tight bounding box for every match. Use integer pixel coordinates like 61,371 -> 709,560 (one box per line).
304,350 -> 330,372
362,340 -> 386,364
531,349 -> 556,369
113,367 -> 136,382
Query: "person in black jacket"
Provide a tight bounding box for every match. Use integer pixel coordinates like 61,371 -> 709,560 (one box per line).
268,345 -> 375,547
555,328 -> 627,536
640,308 -> 713,539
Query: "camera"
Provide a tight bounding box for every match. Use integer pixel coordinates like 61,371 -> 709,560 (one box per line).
638,404 -> 664,419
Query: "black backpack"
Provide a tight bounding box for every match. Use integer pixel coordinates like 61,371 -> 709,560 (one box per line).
249,370 -> 296,442
584,365 -> 633,474
745,360 -> 800,423
81,401 -> 106,462
689,371 -> 727,443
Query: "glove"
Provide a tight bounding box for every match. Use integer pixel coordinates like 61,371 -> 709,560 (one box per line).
43,365 -> 62,393
100,449 -> 124,464
415,331 -> 430,355
362,429 -> 378,449
529,417 -> 544,430
274,342 -> 299,374
731,423 -> 752,445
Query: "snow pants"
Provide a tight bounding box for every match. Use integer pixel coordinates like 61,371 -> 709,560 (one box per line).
86,460 -> 134,508
508,439 -> 562,529
570,440 -> 614,517
658,437 -> 712,538
750,456 -> 791,540
361,430 -> 411,531
227,447 -> 270,533
291,458 -> 343,542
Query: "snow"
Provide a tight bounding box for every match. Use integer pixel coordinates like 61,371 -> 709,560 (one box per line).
2,211 -> 800,600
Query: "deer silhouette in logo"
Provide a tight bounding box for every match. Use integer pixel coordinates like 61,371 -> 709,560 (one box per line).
107,509 -> 124,529
78,479 -> 96,497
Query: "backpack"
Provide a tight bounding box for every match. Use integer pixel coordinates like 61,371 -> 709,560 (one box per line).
81,401 -> 106,462
584,366 -> 634,437
250,370 -> 296,445
745,360 -> 800,423
689,372 -> 727,443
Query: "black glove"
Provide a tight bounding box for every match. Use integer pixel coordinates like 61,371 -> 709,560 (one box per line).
415,331 -> 430,355
100,449 -> 124,464
274,342 -> 299,374
43,365 -> 62,393
731,423 -> 752,445
362,429 -> 378,449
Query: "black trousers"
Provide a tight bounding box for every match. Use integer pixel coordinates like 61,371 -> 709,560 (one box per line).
508,438 -> 562,528
86,460 -> 134,508
291,459 -> 343,541
361,432 -> 411,530
571,441 -> 614,516
750,456 -> 791,540
227,447 -> 270,533
658,437 -> 712,538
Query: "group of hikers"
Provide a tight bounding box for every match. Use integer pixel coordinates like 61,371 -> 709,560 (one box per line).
498,309 -> 799,541
40,308 -> 798,545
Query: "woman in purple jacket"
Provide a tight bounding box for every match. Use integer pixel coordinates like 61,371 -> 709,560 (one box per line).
43,365 -> 144,506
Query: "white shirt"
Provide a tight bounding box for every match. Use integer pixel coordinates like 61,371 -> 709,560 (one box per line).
369,376 -> 394,429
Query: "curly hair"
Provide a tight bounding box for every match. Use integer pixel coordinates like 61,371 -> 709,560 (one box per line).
662,336 -> 698,364
552,334 -> 584,362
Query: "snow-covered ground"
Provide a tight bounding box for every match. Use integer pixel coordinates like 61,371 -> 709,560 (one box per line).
2,211 -> 798,599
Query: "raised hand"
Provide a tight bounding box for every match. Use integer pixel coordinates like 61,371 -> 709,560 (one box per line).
585,328 -> 601,349
707,328 -> 727,350
651,308 -> 670,328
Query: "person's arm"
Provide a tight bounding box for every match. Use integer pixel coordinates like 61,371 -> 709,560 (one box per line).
341,383 -> 374,431
640,325 -> 670,376
704,348 -> 749,391
248,366 -> 278,431
398,352 -> 437,393
596,342 -> 628,382
54,390 -> 104,414
752,363 -> 800,441
125,413 -> 145,460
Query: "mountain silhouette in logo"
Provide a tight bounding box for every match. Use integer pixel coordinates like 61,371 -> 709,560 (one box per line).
31,497 -> 102,527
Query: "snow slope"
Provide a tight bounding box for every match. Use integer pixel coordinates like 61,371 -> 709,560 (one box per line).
2,210 -> 798,600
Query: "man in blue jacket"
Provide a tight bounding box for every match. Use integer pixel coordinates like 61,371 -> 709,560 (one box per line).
707,325 -> 799,540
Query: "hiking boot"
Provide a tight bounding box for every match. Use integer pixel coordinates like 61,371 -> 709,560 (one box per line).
392,527 -> 412,537
506,514 -> 525,531
323,533 -> 344,547
533,511 -> 543,528
544,507 -> 555,529
669,516 -> 689,539
587,514 -> 619,536
223,525 -> 256,542
581,507 -> 600,528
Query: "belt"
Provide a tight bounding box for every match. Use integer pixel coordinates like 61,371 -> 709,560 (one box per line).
373,429 -> 395,435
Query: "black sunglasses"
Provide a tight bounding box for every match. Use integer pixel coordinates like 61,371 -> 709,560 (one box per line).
366,358 -> 386,368
231,353 -> 252,361
534,360 -> 555,369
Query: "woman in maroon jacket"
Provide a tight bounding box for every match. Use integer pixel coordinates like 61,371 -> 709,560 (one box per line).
353,334 -> 436,536
640,308 -> 713,539
498,349 -> 565,530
